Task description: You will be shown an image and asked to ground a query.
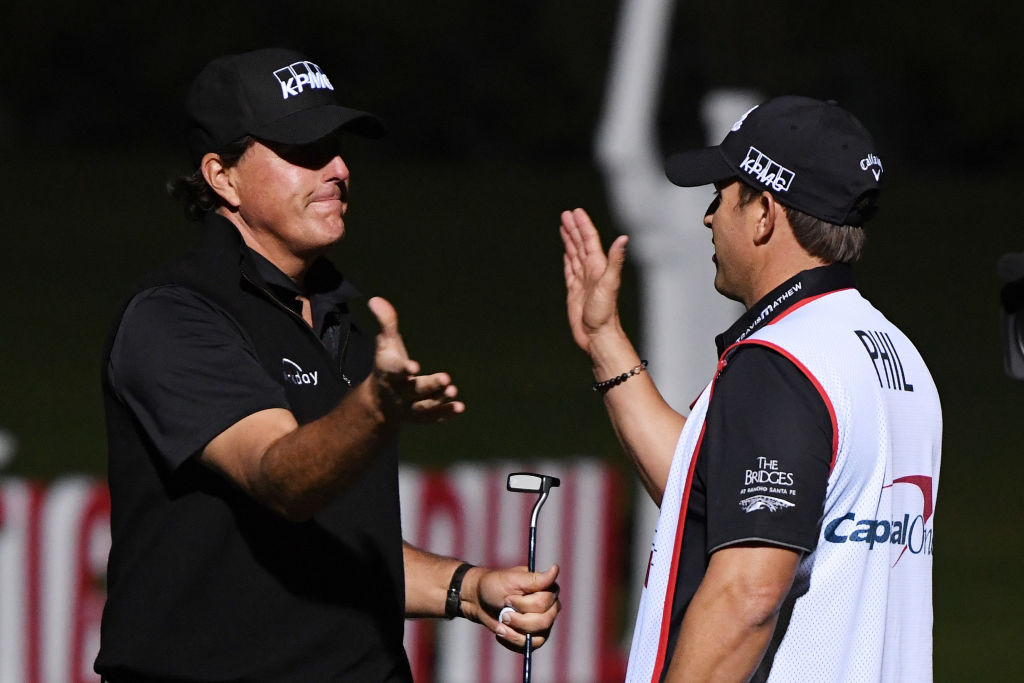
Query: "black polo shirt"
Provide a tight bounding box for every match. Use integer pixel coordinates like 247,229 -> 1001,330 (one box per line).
660,264 -> 854,680
98,216 -> 411,682
106,250 -> 359,466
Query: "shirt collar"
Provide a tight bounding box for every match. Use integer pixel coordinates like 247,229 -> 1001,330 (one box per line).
715,263 -> 856,355
245,247 -> 362,316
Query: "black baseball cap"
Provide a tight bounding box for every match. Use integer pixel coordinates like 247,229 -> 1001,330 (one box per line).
185,47 -> 387,164
666,96 -> 883,226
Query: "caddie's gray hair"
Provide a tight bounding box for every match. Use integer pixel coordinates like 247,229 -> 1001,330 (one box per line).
736,180 -> 873,263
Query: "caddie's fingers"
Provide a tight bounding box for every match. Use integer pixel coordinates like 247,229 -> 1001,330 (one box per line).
572,208 -> 603,255
563,252 -> 575,285
561,210 -> 587,254
560,224 -> 580,263
563,242 -> 584,283
608,234 -> 629,264
603,234 -> 630,281
560,232 -> 582,280
559,209 -> 578,233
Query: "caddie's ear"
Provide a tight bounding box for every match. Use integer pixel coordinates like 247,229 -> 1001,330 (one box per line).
752,190 -> 778,245
201,152 -> 241,209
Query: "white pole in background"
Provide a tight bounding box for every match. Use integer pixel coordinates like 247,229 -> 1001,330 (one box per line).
594,0 -> 757,642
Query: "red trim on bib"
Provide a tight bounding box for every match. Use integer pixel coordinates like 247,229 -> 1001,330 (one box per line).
767,288 -> 852,327
651,307 -> 844,678
650,355 -> 729,681
727,339 -> 840,473
650,421 -> 706,682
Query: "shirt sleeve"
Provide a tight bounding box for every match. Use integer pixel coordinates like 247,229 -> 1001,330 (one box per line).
107,285 -> 290,470
702,345 -> 833,555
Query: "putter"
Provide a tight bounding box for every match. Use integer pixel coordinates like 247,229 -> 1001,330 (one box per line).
506,472 -> 560,683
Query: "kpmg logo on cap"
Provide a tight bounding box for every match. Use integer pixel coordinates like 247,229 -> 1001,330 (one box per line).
273,61 -> 334,100
739,147 -> 795,192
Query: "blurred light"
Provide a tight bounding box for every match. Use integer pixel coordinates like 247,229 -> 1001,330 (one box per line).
0,429 -> 17,469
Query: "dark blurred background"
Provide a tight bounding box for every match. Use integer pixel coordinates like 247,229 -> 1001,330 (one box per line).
1,1 -> 1021,678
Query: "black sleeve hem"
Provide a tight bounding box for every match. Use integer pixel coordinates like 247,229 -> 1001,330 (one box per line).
164,398 -> 293,470
708,537 -> 812,556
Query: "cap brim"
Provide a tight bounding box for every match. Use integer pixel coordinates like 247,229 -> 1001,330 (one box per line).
252,104 -> 387,144
665,146 -> 736,187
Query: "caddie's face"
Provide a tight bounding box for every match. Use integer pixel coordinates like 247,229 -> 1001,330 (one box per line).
228,135 -> 350,262
704,180 -> 757,305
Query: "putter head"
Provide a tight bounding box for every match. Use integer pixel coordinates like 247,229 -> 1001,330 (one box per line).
507,472 -> 561,494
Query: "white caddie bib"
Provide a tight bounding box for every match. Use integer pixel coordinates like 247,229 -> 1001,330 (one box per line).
626,289 -> 941,682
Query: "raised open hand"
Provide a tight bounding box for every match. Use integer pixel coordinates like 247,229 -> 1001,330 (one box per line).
559,208 -> 629,354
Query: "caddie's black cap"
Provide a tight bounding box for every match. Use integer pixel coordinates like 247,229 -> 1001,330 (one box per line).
185,47 -> 387,165
666,96 -> 883,226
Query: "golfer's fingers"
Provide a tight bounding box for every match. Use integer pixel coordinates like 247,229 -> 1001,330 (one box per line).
508,563 -> 559,594
409,372 -> 454,396
495,622 -> 552,651
498,632 -> 550,652
504,584 -> 560,616
497,594 -> 560,643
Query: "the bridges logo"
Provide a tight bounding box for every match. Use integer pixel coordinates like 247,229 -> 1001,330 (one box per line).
272,60 -> 334,100
739,495 -> 795,513
823,475 -> 934,567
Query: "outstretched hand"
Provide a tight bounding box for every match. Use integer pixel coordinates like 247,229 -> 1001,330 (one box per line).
560,208 -> 629,354
367,297 -> 465,422
468,564 -> 561,653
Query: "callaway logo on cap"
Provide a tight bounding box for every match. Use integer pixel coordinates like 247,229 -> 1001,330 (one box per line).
185,48 -> 387,165
666,96 -> 882,226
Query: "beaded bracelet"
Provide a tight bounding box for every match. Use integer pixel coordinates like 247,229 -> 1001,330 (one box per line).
593,360 -> 648,394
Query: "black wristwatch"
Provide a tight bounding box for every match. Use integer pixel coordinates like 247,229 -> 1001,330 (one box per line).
444,562 -> 474,620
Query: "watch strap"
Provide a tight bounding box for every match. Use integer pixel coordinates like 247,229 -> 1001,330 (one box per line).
444,562 -> 474,620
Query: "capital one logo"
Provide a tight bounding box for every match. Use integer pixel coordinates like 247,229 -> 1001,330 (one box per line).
273,61 -> 334,99
824,475 -> 934,567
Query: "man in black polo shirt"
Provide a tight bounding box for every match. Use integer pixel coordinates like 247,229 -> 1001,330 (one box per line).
96,48 -> 559,682
560,97 -> 940,681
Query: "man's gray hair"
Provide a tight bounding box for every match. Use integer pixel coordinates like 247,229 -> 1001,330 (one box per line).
737,181 -> 872,263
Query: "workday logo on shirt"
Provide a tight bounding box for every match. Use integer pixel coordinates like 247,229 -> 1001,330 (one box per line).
282,358 -> 319,387
272,61 -> 334,100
